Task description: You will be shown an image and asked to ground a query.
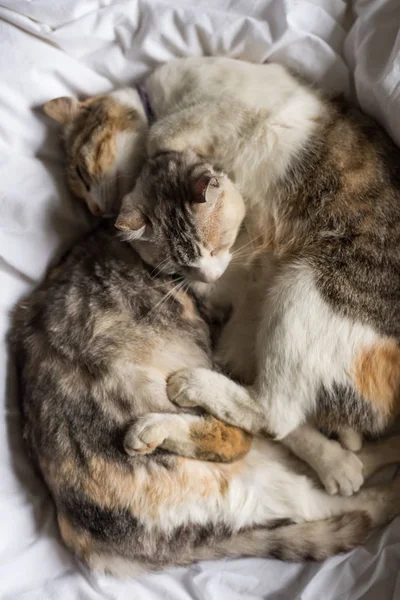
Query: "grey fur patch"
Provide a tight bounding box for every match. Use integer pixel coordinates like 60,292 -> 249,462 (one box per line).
316,383 -> 387,437
277,97 -> 400,339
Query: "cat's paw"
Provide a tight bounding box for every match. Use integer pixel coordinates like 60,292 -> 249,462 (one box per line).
124,415 -> 168,456
167,370 -> 205,408
318,444 -> 364,496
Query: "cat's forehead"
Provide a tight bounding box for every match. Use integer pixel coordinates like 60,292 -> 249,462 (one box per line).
66,96 -> 138,177
139,155 -> 194,212
68,96 -> 135,142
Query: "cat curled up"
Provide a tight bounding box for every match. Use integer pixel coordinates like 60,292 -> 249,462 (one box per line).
44,56 -> 400,496
45,58 -> 400,494
145,60 -> 400,496
12,149 -> 400,577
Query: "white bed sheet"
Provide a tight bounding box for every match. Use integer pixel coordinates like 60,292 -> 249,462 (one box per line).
1,1 -> 400,598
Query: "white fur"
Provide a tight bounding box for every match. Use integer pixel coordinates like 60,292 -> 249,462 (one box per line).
192,248 -> 232,283
110,88 -> 146,118
254,264 -> 381,437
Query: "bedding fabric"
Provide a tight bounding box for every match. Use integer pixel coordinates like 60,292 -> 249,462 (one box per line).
1,0 -> 400,598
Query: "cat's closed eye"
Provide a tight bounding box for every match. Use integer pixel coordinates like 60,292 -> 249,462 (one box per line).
76,165 -> 91,192
210,246 -> 223,257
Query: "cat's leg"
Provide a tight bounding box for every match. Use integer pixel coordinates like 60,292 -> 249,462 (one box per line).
337,427 -> 363,452
118,364 -> 251,462
124,413 -> 252,462
168,368 -> 263,431
252,263 -> 397,495
168,371 -> 365,496
282,425 -> 365,496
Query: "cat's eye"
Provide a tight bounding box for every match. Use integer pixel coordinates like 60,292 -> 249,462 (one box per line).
76,165 -> 91,192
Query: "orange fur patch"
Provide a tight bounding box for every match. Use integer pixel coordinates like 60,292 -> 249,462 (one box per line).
58,514 -> 92,559
190,416 -> 252,462
49,453 -> 228,525
352,340 -> 400,417
199,196 -> 224,249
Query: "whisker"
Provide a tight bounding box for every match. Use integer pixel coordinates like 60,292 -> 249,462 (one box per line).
232,231 -> 266,257
138,277 -> 181,292
151,258 -> 174,278
147,280 -> 185,315
150,257 -> 170,273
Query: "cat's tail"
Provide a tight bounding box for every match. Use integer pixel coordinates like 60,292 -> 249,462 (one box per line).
87,512 -> 371,577
261,511 -> 371,561
193,511 -> 371,563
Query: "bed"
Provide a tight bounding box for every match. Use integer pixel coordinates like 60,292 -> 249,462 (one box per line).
1,0 -> 400,598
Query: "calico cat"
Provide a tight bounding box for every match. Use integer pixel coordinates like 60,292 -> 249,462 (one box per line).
43,57 -> 400,497
125,57 -> 400,498
12,149 -> 400,577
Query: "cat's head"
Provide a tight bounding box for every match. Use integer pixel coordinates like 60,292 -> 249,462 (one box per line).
116,151 -> 246,283
43,89 -> 148,216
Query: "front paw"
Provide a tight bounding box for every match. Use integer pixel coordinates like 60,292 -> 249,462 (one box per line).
319,443 -> 364,496
124,415 -> 168,456
167,370 -> 204,408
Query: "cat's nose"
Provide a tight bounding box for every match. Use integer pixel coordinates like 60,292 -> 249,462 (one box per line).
87,197 -> 104,217
196,257 -> 227,283
92,204 -> 104,217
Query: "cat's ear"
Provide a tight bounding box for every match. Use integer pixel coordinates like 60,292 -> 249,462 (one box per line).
193,173 -> 224,204
43,97 -> 79,125
115,208 -> 149,241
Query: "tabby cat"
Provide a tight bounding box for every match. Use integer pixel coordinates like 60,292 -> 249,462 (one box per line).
12,149 -> 400,577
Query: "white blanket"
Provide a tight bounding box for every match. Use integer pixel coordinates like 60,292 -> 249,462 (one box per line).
1,1 -> 400,598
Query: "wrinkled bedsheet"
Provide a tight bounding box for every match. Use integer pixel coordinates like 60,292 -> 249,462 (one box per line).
1,1 -> 400,598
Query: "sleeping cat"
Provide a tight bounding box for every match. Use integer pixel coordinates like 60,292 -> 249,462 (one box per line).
44,57 -> 400,497
124,57 -> 400,497
43,89 -> 148,216
12,149 -> 400,577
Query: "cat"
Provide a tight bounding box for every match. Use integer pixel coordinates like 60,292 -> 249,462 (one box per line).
43,57 -> 400,496
43,89 -> 149,216
121,56 -> 400,498
12,148 -> 400,577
